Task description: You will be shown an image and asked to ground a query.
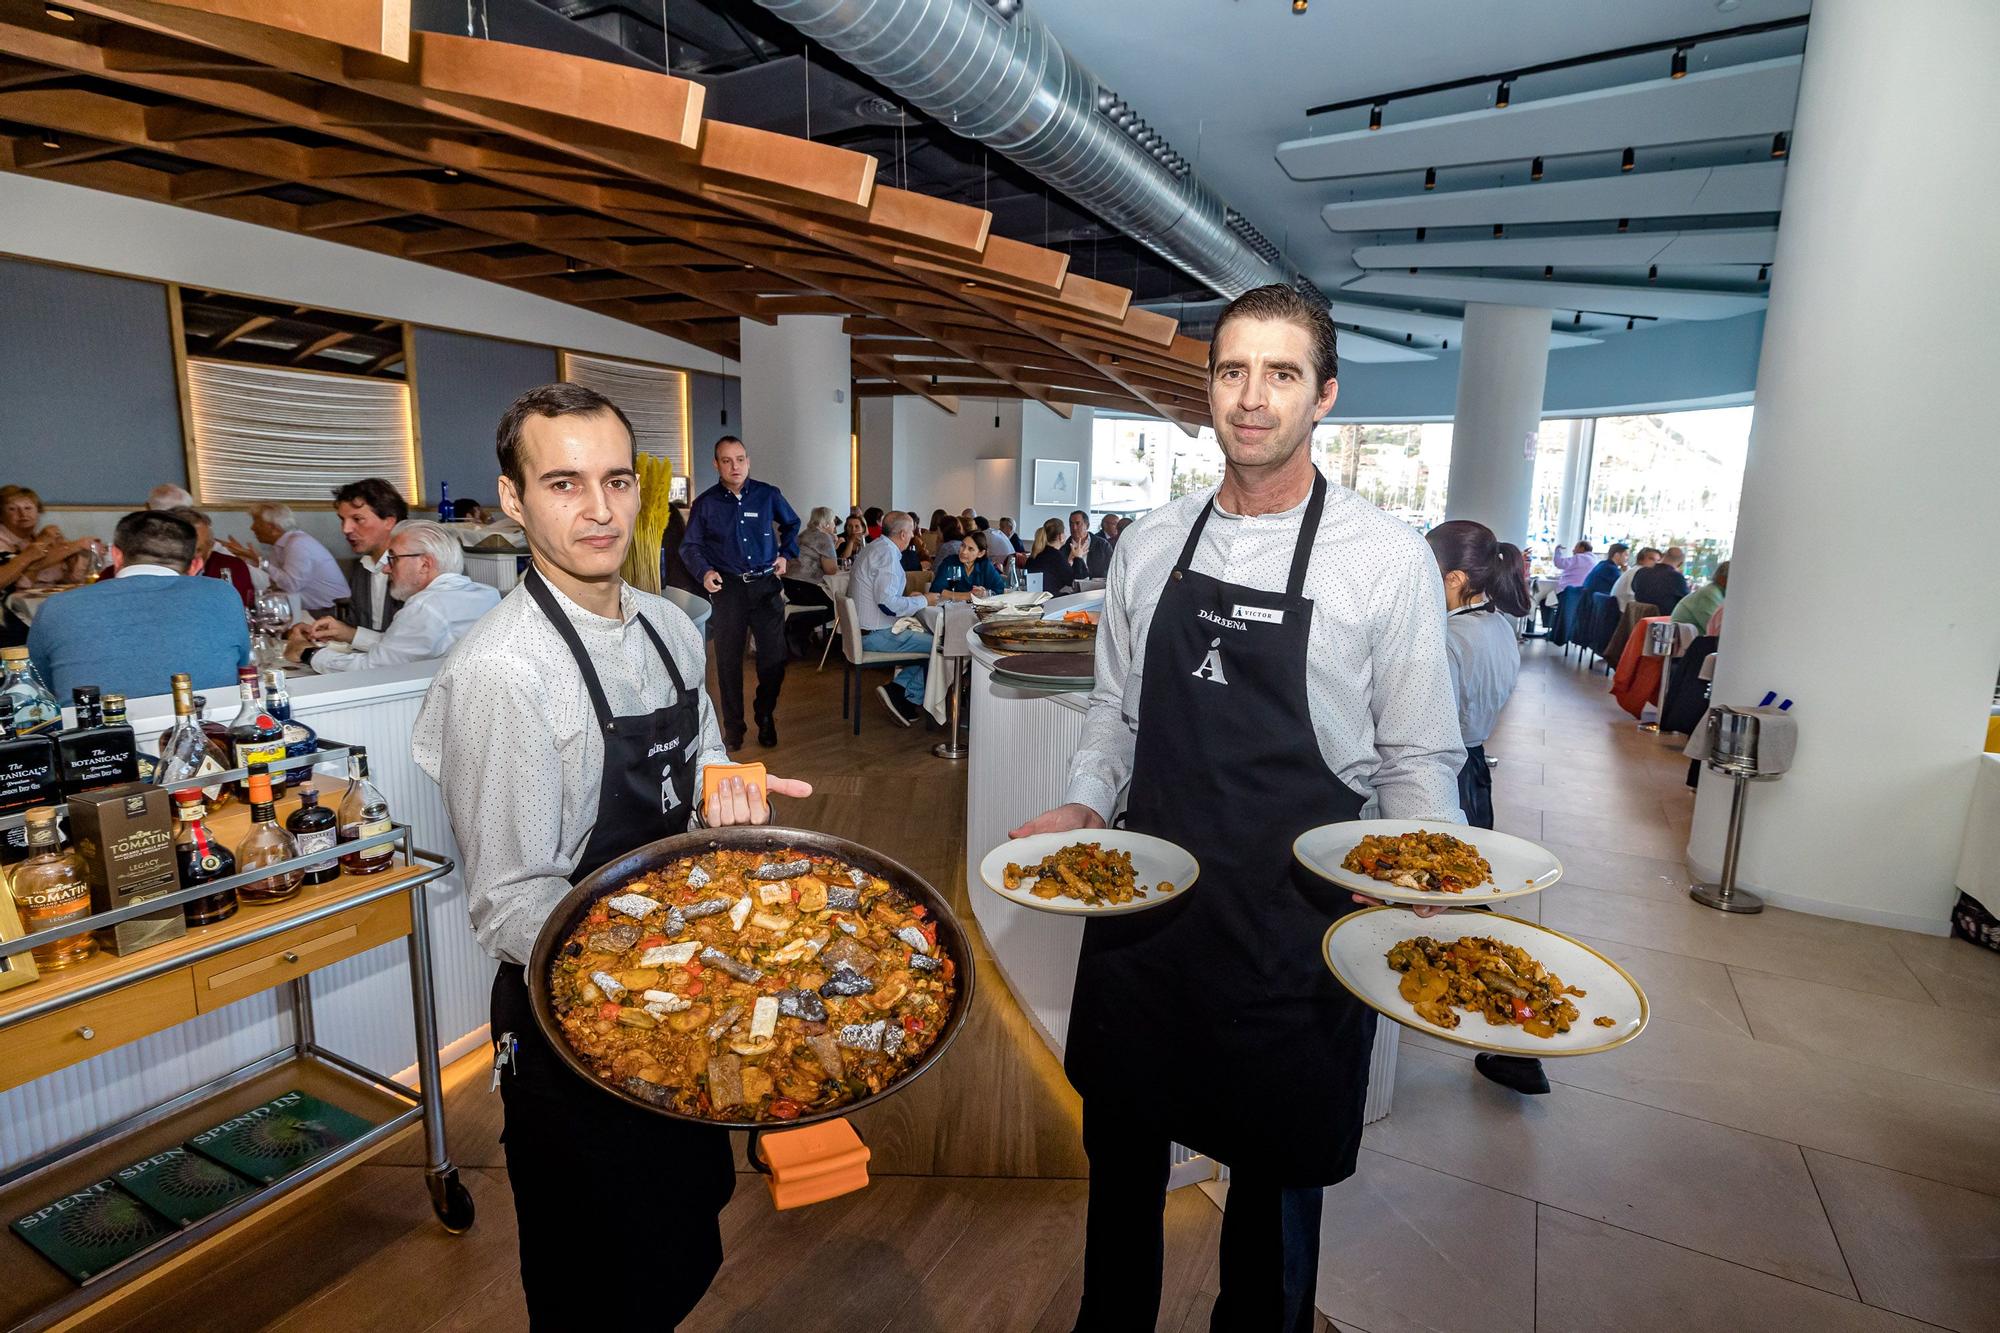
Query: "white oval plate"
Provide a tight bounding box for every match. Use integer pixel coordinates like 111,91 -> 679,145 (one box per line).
1324,908 -> 1647,1056
978,830 -> 1198,917
1295,819 -> 1562,906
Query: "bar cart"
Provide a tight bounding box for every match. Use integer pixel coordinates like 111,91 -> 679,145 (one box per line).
0,744 -> 465,1332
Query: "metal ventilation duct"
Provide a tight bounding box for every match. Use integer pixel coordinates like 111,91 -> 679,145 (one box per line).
751,0 -> 1311,302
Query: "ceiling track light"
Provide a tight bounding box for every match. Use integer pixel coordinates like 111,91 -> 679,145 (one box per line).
1544,265 -> 1554,279
1671,46 -> 1688,78
1408,266 -> 1419,275
1441,339 -> 1448,351
1573,310 -> 1583,325
1493,223 -> 1505,238
1424,166 -> 1436,190
1415,226 -> 1426,241
1293,0 -> 1308,12
1496,79 -> 1512,109
1627,317 -> 1636,330
1771,132 -> 1789,158
1617,217 -> 1629,233
40,131 -> 60,150
1405,333 -> 1414,343
1757,264 -> 1769,281
45,4 -> 74,18
1648,264 -> 1659,282
1621,146 -> 1635,172
1368,103 -> 1383,131
1531,155 -> 1544,181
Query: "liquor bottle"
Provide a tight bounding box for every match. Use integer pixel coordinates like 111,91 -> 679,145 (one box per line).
1,700 -> 60,868
234,764 -> 301,904
285,785 -> 339,886
171,789 -> 238,926
336,747 -> 393,875
261,666 -> 316,795
11,807 -> 97,969
436,480 -> 455,523
57,686 -> 138,796
105,695 -> 154,783
153,674 -> 229,803
0,646 -> 60,736
226,666 -> 285,795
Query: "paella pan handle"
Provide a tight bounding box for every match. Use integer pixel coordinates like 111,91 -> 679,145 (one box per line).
747,1117 -> 872,1210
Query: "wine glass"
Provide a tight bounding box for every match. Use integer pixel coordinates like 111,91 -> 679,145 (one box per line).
251,589 -> 293,664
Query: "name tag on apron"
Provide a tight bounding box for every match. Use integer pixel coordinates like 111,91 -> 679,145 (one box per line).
1232,604 -> 1284,625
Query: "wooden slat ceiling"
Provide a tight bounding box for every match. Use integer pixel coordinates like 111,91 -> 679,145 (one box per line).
0,0 -> 1215,431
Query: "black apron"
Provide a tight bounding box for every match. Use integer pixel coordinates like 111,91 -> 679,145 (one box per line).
1064,473 -> 1378,1185
1451,605 -> 1498,831
491,569 -> 731,1328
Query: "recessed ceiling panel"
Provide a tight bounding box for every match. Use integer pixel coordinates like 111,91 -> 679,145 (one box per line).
1334,328 -> 1437,363
1279,57 -> 1801,180
1343,271 -> 1768,321
1325,300 -> 1599,347
1321,161 -> 1788,231
1355,226 -> 1777,270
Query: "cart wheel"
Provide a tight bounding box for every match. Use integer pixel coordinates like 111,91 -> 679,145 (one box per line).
428,1168 -> 476,1234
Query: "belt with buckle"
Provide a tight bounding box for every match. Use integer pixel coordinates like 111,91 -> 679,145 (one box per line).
735,567 -> 777,582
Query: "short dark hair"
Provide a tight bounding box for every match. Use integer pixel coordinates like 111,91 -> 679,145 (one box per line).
331,477 -> 409,523
1209,284 -> 1339,389
974,516 -> 990,531
113,510 -> 197,570
1607,542 -> 1629,558
1069,510 -> 1089,524
714,434 -> 745,456
863,506 -> 883,526
496,383 -> 635,490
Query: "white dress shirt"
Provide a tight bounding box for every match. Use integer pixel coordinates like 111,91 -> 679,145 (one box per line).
1065,478 -> 1465,823
262,529 -> 348,610
412,577 -> 728,965
851,535 -> 926,631
1612,564 -> 1642,610
113,564 -> 180,579
313,572 -> 498,672
1444,602 -> 1521,748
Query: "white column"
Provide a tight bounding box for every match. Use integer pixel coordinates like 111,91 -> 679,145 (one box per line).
1555,418 -> 1595,545
1688,0 -> 2000,931
1442,303 -> 1551,545
737,315 -> 853,512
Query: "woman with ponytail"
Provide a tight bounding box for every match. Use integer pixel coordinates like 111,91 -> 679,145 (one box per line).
1426,519 -> 1547,1095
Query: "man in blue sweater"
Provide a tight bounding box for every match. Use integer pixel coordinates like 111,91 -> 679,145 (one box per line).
30,510 -> 251,702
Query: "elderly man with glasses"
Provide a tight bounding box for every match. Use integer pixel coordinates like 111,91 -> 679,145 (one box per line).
290,520 -> 498,671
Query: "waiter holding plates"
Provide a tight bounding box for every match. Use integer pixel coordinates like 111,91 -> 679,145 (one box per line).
1011,286 -> 1465,1331
414,383 -> 810,1328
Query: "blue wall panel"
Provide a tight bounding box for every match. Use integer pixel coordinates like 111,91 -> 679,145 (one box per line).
0,257 -> 185,504
410,326 -> 559,508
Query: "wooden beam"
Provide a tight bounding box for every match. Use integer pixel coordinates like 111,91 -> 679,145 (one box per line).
210,312 -> 274,349
289,330 -> 355,363
129,0 -> 411,61
853,351 -> 960,415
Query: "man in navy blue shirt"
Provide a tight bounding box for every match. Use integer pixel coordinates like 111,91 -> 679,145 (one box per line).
680,435 -> 800,749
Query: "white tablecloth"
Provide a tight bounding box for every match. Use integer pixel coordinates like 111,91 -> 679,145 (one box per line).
919,602 -> 977,723
1955,754 -> 2000,908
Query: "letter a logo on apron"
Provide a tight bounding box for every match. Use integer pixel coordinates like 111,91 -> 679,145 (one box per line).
1191,636 -> 1229,685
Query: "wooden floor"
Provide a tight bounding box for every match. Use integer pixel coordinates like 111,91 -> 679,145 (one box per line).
75,648 -> 1172,1333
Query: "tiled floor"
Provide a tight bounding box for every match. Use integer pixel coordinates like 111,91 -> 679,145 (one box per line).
1314,640 -> 2000,1333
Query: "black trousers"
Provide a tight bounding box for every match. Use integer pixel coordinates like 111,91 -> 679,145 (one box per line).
490,965 -> 734,1329
1457,744 -> 1494,830
1076,1102 -> 1322,1333
780,576 -> 834,657
708,572 -> 787,736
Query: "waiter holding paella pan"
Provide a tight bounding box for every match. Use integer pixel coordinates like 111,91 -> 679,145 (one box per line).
414,383 -> 811,1327
1010,285 -> 1466,1331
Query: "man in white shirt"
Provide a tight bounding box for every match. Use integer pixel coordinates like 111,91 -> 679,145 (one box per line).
849,511 -> 943,726
224,503 -> 347,614
294,520 -> 497,671
1010,284 -> 1463,1330
411,382 -> 808,1329
1612,545 -> 1661,610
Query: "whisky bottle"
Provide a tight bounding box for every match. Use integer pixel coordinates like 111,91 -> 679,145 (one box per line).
57,686 -> 138,796
11,807 -> 97,970
1,699 -> 61,868
172,789 -> 238,926
336,747 -> 394,875
285,786 -> 339,886
234,765 -> 301,904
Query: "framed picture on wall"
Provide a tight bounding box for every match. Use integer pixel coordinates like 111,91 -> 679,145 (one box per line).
1032,459 -> 1081,508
